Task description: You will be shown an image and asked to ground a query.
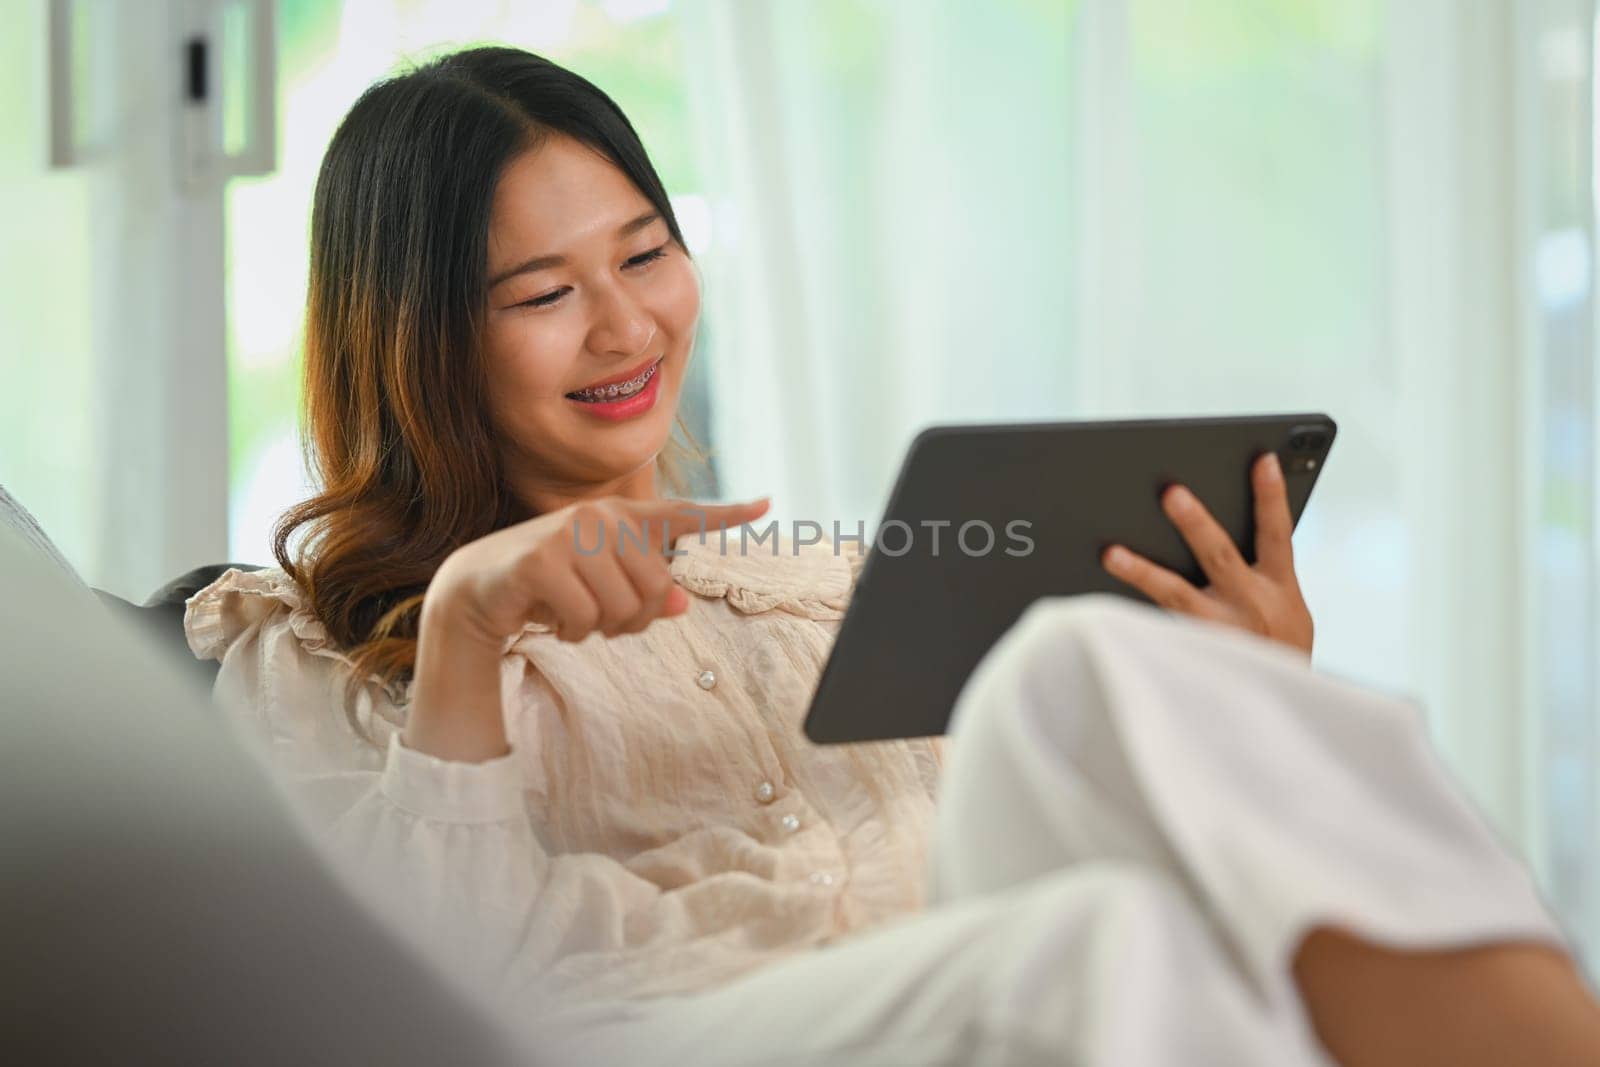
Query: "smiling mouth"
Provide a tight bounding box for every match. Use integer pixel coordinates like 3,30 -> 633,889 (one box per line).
565,359 -> 661,403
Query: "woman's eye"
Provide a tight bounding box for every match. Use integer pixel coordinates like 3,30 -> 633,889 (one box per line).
517,289 -> 568,309
625,245 -> 668,269
510,247 -> 668,310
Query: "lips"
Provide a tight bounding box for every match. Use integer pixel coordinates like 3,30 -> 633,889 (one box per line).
566,357 -> 661,398
565,357 -> 665,421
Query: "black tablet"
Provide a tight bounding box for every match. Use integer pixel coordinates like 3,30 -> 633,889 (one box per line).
802,413 -> 1337,744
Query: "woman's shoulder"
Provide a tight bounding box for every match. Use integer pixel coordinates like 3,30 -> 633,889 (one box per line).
183,564 -> 406,763
182,565 -> 364,679
667,525 -> 866,621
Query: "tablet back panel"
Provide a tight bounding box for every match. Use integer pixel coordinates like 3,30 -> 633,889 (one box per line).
803,414 -> 1336,744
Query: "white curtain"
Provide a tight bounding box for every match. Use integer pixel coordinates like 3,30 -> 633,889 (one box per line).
681,0 -> 1600,967
1522,0 -> 1600,970
679,0 -> 1078,530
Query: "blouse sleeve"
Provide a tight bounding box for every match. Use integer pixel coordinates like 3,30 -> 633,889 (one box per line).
184,569 -> 659,998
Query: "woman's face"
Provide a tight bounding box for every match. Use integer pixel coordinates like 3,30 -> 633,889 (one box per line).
482,133 -> 699,508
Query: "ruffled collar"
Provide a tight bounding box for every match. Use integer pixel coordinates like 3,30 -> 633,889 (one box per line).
675,525 -> 856,608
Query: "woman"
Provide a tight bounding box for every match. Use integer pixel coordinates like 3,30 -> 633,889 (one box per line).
187,46 -> 1599,1065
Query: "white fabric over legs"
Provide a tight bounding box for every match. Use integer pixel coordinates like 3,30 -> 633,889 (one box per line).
537,596 -> 1569,1066
935,595 -> 1567,1027
544,864 -> 1319,1067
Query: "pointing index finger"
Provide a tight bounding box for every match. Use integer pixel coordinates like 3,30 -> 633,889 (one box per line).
648,498 -> 773,553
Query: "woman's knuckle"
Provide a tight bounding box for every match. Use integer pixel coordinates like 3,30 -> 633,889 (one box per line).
517,544 -> 551,579
623,520 -> 659,555
641,568 -> 672,598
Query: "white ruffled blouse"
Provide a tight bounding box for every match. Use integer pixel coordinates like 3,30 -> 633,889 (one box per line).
184,531 -> 946,1006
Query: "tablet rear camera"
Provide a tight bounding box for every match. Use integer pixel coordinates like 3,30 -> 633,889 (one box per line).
1289,430 -> 1328,452
1283,424 -> 1331,474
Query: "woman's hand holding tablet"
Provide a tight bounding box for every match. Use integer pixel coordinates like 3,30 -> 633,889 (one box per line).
803,413 -> 1336,744
1100,452 -> 1314,656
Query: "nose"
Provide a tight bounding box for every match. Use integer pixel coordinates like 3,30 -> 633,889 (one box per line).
587,280 -> 657,359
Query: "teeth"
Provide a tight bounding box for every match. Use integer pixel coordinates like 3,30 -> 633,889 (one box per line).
572,362 -> 656,402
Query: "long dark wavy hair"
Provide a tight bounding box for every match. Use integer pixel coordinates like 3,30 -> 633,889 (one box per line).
274,46 -> 708,739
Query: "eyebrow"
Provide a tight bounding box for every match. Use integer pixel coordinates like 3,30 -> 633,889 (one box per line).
488,211 -> 664,288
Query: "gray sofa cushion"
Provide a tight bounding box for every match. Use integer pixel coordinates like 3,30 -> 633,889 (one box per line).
0,483 -> 83,585
1,481 -> 263,693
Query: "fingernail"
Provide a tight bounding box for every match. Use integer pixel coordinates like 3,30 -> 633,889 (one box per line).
1262,453 -> 1283,483
1165,486 -> 1195,513
1104,546 -> 1130,573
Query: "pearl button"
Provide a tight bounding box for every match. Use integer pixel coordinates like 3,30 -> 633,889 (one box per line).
809,872 -> 835,887
781,814 -> 801,833
696,669 -> 717,691
755,781 -> 776,804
